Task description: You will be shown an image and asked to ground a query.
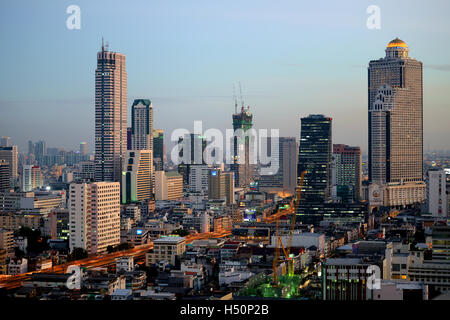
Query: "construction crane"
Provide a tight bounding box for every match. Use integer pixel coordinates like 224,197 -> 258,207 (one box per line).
233,83 -> 238,114
272,170 -> 306,285
286,170 -> 306,275
239,81 -> 244,109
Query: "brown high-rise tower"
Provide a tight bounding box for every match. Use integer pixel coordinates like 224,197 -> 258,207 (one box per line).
367,38 -> 425,206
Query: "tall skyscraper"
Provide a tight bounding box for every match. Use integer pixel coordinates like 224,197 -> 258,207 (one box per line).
0,137 -> 10,147
259,137 -> 297,195
153,129 -> 164,171
297,115 -> 332,202
208,169 -> 225,201
79,142 -> 88,155
368,38 -> 425,207
75,161 -> 95,181
223,171 -> 235,205
33,141 -> 46,157
155,171 -> 183,201
127,127 -> 132,150
131,99 -> 153,151
332,144 -> 362,202
0,146 -> 18,188
189,164 -> 210,193
94,41 -> 127,182
207,169 -> 235,204
178,133 -> 207,186
121,150 -> 153,204
26,140 -> 46,165
22,165 -> 43,192
0,160 -> 9,191
69,181 -> 121,254
231,106 -> 254,188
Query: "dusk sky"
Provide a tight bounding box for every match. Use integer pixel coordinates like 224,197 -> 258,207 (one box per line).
1,0 -> 449,154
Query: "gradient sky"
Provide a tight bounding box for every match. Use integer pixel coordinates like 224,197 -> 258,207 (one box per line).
1,0 -> 449,155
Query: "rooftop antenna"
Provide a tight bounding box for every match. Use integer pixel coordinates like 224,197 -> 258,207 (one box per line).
101,37 -> 104,51
233,84 -> 238,114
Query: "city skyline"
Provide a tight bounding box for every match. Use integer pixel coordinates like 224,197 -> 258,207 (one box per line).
0,1 -> 450,304
1,1 -> 450,154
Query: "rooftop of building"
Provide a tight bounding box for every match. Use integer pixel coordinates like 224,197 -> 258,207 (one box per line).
28,273 -> 71,282
380,280 -> 426,290
324,258 -> 363,265
387,37 -> 408,48
111,289 -> 132,296
165,171 -> 182,178
154,236 -> 186,243
131,99 -> 151,107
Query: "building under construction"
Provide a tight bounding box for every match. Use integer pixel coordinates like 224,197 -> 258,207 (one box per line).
231,106 -> 254,188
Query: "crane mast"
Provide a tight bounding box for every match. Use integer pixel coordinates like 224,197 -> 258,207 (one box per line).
272,170 -> 306,284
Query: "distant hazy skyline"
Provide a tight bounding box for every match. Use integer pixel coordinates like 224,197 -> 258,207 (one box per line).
1,0 -> 449,154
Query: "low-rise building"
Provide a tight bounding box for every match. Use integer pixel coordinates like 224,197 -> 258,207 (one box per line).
145,219 -> 180,239
0,229 -> 14,257
231,227 -> 271,244
118,270 -> 147,291
383,241 -> 410,281
111,288 -> 133,300
214,215 -> 233,232
373,280 -> 428,300
322,258 -> 374,300
133,289 -> 176,300
0,211 -> 41,232
120,227 -> 149,246
0,249 -> 7,274
270,231 -> 326,256
23,273 -> 71,289
155,171 -> 183,201
146,236 -> 186,266
116,256 -> 134,273
220,242 -> 241,262
83,273 -> 126,295
182,212 -> 210,233
8,257 -> 28,275
36,258 -> 52,271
